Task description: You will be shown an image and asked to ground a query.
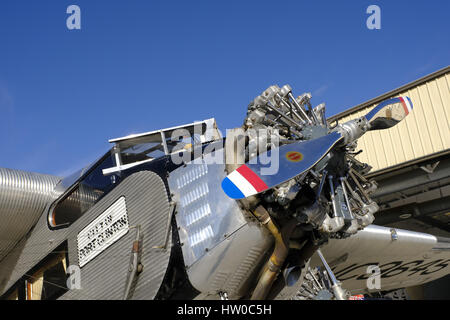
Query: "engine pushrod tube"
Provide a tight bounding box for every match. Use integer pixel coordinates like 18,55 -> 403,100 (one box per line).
328,175 -> 339,218
316,249 -> 338,285
340,177 -> 354,219
276,93 -> 306,124
316,170 -> 327,199
265,101 -> 304,129
288,92 -> 312,124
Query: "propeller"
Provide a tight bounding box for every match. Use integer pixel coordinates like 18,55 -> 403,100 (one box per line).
365,96 -> 413,130
222,96 -> 413,199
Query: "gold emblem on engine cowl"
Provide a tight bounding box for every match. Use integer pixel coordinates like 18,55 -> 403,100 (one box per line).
286,151 -> 303,162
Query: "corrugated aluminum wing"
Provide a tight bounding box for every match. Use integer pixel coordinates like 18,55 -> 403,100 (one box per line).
0,168 -> 60,261
310,225 -> 450,294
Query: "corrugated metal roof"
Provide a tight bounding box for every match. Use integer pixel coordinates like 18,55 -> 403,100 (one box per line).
329,66 -> 450,174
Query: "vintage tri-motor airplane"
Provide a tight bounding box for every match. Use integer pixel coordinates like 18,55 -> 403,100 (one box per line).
0,84 -> 449,300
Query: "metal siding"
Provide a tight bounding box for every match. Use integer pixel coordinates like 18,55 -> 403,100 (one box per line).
0,171 -> 172,300
333,70 -> 450,173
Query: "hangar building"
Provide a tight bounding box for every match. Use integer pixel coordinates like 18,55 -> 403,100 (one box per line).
329,65 -> 450,298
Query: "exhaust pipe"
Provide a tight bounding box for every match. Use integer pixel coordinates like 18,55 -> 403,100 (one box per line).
250,206 -> 297,300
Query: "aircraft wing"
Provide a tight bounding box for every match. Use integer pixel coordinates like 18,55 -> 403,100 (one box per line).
0,168 -> 60,261
309,224 -> 450,294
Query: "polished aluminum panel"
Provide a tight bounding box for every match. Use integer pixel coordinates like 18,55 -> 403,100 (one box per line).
168,151 -> 248,267
188,222 -> 272,298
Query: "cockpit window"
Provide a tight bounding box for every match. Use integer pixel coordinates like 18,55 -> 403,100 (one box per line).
55,156 -> 103,194
119,135 -> 167,165
102,119 -> 222,175
49,119 -> 223,228
49,154 -> 115,229
116,123 -> 207,164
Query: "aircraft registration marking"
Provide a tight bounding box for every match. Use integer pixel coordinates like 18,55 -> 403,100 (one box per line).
333,258 -> 450,281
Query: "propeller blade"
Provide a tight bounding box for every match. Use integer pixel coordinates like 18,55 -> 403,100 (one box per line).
222,132 -> 343,199
365,96 -> 413,130
221,97 -> 413,200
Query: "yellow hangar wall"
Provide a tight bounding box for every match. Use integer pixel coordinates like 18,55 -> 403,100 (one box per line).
329,66 -> 450,175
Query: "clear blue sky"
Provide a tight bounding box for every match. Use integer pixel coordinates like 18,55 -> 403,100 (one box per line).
0,1 -> 448,176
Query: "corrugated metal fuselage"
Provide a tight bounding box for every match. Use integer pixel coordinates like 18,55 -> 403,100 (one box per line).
0,156 -> 179,299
